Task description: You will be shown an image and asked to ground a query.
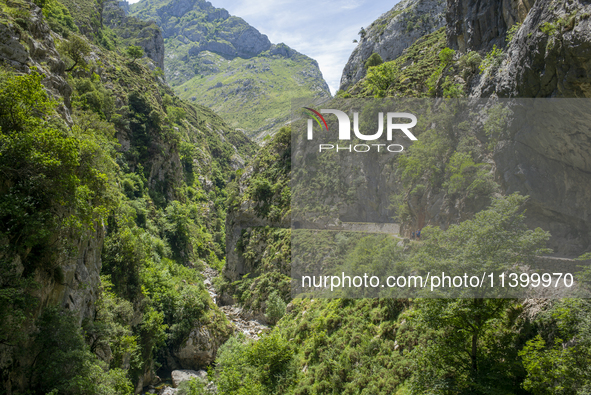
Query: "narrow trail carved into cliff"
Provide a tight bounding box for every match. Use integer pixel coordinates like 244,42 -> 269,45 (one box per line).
202,267 -> 268,340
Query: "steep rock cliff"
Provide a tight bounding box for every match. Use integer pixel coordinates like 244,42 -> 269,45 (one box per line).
1,0 -> 254,391
221,128 -> 291,317
475,0 -> 591,255
102,0 -> 165,69
446,0 -> 534,52
339,0 -> 591,256
339,0 -> 446,91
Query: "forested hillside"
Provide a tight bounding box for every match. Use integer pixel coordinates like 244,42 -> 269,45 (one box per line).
217,0 -> 591,394
0,0 -> 255,392
3,0 -> 591,394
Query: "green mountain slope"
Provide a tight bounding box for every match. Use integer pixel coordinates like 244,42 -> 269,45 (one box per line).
127,0 -> 331,140
216,0 -> 591,394
0,0 -> 255,391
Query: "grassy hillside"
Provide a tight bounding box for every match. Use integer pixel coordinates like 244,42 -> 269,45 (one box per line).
128,0 -> 331,140
174,49 -> 329,141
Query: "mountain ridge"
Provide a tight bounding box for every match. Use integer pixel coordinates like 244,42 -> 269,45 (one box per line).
126,0 -> 331,140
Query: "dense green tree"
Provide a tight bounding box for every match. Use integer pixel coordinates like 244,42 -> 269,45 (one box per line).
365,52 -> 383,68
126,45 -> 144,63
407,194 -> 550,394
59,35 -> 91,72
265,291 -> 287,325
520,299 -> 591,394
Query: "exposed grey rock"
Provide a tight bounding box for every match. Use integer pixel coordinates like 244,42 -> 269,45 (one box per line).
171,369 -> 207,388
442,0 -> 591,255
447,0 -> 534,52
129,0 -> 330,139
492,0 -> 591,98
0,23 -> 29,65
159,387 -> 179,395
0,4 -> 71,110
102,0 -> 165,68
464,0 -> 591,254
174,318 -> 231,370
339,0 -> 446,91
130,0 -> 270,59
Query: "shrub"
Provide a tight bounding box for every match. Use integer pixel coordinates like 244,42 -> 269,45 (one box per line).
42,0 -> 78,37
126,45 -> 144,63
506,22 -> 522,43
459,51 -> 482,79
365,52 -> 383,68
439,47 -> 455,64
479,45 -> 504,75
58,35 -> 90,72
178,377 -> 208,395
265,291 -> 286,325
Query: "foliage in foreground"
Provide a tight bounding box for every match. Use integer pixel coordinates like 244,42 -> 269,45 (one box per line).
211,195 -> 590,395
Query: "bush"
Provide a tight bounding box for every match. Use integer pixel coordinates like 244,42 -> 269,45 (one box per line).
265,291 -> 286,325
506,22 -> 522,43
458,51 -> 482,79
365,52 -> 383,68
42,0 -> 78,37
126,45 -> 144,63
215,333 -> 294,394
439,47 -> 455,64
59,35 -> 91,72
178,377 -> 208,395
479,45 -> 504,75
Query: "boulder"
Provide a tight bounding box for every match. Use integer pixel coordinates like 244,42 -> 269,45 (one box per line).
171,369 -> 207,388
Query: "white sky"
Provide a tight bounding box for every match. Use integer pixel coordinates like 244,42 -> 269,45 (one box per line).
127,0 -> 400,94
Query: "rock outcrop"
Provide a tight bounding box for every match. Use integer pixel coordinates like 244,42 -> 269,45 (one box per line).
0,0 -> 103,324
337,0 -> 591,256
477,0 -> 591,255
339,0 -> 446,91
102,0 -> 165,69
446,0 -> 534,52
174,319 -> 232,369
171,369 -> 207,387
0,3 -> 71,109
129,0 -> 270,59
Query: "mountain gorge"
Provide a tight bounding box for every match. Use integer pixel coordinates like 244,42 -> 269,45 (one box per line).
219,0 -> 591,393
0,0 -> 256,391
126,0 -> 331,140
3,0 -> 591,394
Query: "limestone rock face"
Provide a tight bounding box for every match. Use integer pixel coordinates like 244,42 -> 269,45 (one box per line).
130,0 -> 270,59
128,0 -> 330,140
453,0 -> 591,254
173,317 -> 232,370
102,0 -> 165,68
491,0 -> 591,98
446,0 -> 534,52
339,0 -> 446,91
448,0 -> 591,255
0,4 -> 71,109
0,3 -> 103,320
